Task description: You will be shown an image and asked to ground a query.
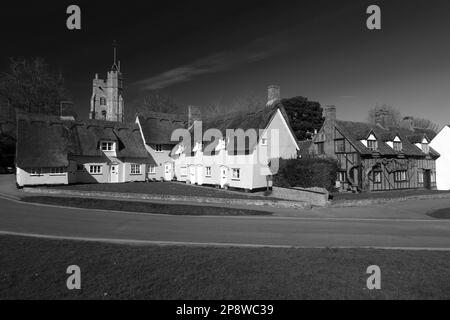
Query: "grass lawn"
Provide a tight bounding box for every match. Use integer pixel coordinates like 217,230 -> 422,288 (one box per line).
49,182 -> 276,200
21,196 -> 272,216
332,189 -> 450,202
1,235 -> 449,300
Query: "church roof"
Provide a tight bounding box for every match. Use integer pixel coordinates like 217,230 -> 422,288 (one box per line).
16,112 -> 155,168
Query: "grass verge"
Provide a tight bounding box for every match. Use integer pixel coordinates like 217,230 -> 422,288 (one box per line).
21,196 -> 272,216
1,235 -> 449,300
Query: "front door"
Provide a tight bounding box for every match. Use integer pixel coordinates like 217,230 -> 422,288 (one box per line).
110,165 -> 119,183
164,163 -> 173,181
220,167 -> 228,188
189,166 -> 196,184
424,170 -> 432,190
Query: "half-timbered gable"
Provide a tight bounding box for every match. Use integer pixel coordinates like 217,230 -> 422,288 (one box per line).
309,106 -> 439,192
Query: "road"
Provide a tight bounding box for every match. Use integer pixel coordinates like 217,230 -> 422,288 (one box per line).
1,195 -> 450,249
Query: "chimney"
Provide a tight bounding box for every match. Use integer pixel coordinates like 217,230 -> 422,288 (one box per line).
374,108 -> 389,128
323,105 -> 336,122
400,116 -> 414,131
188,106 -> 202,128
267,85 -> 281,106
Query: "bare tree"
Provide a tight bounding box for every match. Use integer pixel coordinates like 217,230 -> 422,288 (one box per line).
0,58 -> 69,115
205,91 -> 266,118
412,117 -> 440,132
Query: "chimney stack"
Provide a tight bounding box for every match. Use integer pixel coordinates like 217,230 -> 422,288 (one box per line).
375,108 -> 389,128
400,116 -> 414,131
188,105 -> 202,128
323,105 -> 336,122
267,85 -> 281,106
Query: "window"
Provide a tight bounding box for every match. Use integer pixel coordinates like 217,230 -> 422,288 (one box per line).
155,145 -> 163,153
337,171 -> 347,182
393,141 -> 402,152
76,164 -> 84,172
261,138 -> 268,146
431,171 -> 436,183
206,167 -> 212,177
373,171 -> 382,184
50,168 -> 65,175
422,143 -> 429,154
100,97 -> 106,106
316,142 -> 325,154
367,139 -> 378,151
418,170 -> 424,184
101,110 -> 107,120
148,166 -> 156,174
335,139 -> 345,153
180,166 -> 187,177
101,141 -> 114,151
29,168 -> 41,176
394,170 -> 407,182
232,168 -> 241,180
89,165 -> 102,174
131,164 -> 141,175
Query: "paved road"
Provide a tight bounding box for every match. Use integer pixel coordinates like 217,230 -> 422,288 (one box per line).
1,195 -> 450,249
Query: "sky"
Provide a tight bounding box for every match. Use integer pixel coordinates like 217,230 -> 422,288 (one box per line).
1,0 -> 450,126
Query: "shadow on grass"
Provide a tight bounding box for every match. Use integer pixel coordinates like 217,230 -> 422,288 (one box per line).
428,208 -> 450,219
21,196 -> 273,216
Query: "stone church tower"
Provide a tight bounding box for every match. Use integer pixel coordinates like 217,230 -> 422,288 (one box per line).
89,47 -> 124,122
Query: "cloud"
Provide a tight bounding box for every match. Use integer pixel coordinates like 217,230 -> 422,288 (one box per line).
132,36 -> 288,90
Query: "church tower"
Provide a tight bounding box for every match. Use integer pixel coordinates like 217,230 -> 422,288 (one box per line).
90,44 -> 124,122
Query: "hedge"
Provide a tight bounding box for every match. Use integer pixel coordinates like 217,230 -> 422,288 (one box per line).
273,156 -> 339,192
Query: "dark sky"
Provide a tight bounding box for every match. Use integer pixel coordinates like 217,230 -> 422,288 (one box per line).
1,0 -> 450,126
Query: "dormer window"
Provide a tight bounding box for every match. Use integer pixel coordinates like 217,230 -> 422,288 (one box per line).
422,142 -> 429,154
101,141 -> 115,151
393,141 -> 402,152
367,139 -> 378,151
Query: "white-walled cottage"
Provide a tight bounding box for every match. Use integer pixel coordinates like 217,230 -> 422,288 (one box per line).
15,112 -> 155,187
430,125 -> 450,190
170,86 -> 300,191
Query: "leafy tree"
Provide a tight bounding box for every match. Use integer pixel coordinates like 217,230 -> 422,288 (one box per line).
279,96 -> 323,141
0,58 -> 69,115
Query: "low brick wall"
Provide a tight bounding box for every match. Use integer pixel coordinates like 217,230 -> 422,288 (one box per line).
271,187 -> 329,207
23,188 -> 311,210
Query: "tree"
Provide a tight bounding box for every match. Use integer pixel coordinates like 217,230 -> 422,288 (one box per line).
412,117 -> 440,132
127,90 -> 186,121
0,58 -> 69,115
280,96 -> 323,141
366,104 -> 439,133
205,91 -> 266,118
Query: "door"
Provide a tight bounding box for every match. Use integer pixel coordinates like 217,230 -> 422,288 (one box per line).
220,167 -> 228,188
164,163 -> 173,181
110,165 -> 119,183
196,165 -> 204,185
189,166 -> 196,184
424,170 -> 431,190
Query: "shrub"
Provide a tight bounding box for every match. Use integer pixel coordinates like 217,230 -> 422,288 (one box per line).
273,156 -> 338,192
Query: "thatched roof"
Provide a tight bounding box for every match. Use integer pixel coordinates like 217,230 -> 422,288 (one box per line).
335,120 -> 439,158
16,112 -> 155,168
137,111 -> 188,145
